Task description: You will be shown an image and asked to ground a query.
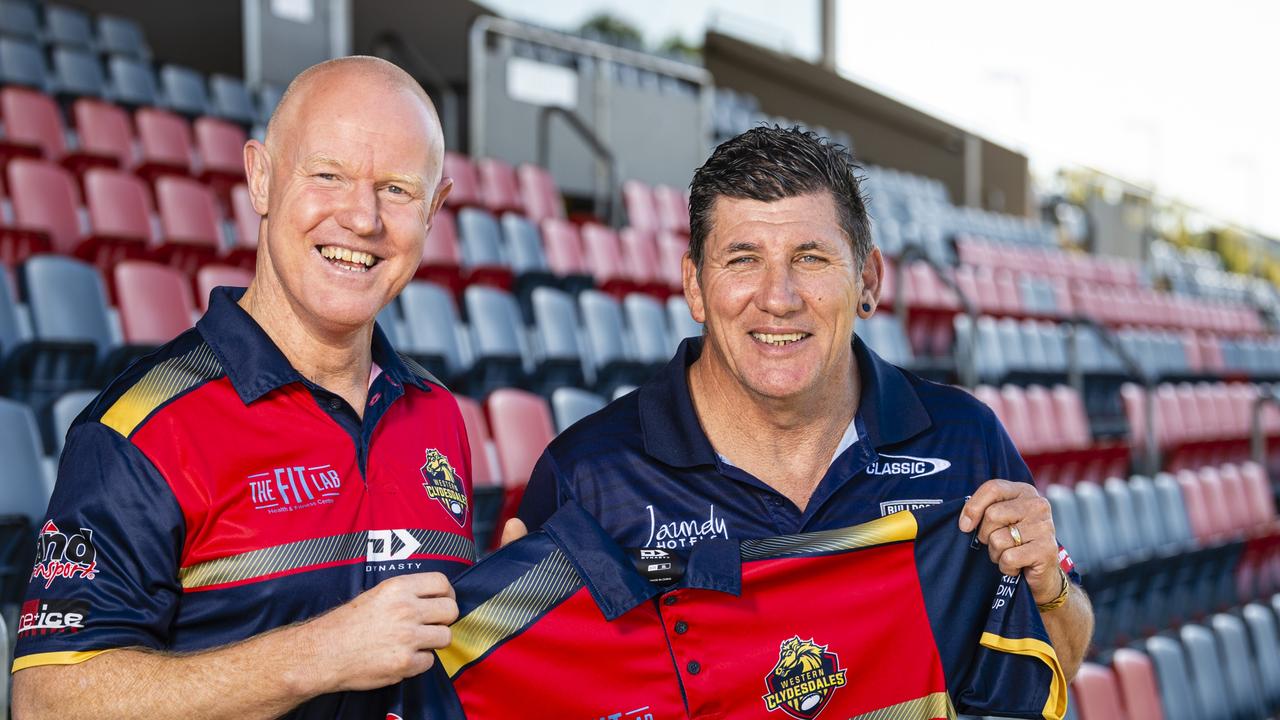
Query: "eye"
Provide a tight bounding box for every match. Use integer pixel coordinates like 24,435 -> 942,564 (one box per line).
315,172 -> 338,182
727,256 -> 756,266
796,254 -> 826,264
385,185 -> 407,195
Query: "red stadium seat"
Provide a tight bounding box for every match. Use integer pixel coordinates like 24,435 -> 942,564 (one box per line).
622,179 -> 659,231
72,98 -> 134,169
653,184 -> 689,234
454,395 -> 500,489
1111,648 -> 1165,720
154,175 -> 222,275
1070,662 -> 1127,720
486,388 -> 554,488
476,157 -> 523,215
135,107 -> 194,180
194,116 -> 247,204
0,87 -> 65,163
442,151 -> 482,209
1196,466 -> 1236,541
516,163 -> 564,223
972,385 -> 1004,420
656,230 -> 688,292
999,384 -> 1040,453
581,222 -> 636,298
1240,461 -> 1277,528
1023,385 -> 1060,452
540,218 -> 589,277
81,167 -> 154,271
225,183 -> 259,268
114,260 -> 196,344
7,158 -> 82,255
416,207 -> 463,296
1051,385 -> 1092,450
195,264 -> 253,312
619,227 -> 664,295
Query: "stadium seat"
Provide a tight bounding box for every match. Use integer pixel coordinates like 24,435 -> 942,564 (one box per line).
51,45 -> 108,100
1242,602 -> 1280,710
114,261 -> 196,345
1210,612 -> 1269,720
464,285 -> 528,396
1068,662 -> 1125,720
1045,484 -> 1091,571
255,84 -> 282,127
442,151 -> 482,209
666,295 -> 701,352
7,157 -> 82,255
580,289 -> 650,396
44,4 -> 94,49
50,389 -> 96,456
500,212 -> 557,316
135,107 -> 194,179
96,14 -> 150,59
0,36 -> 48,90
416,206 -> 463,296
194,116 -> 247,202
625,293 -> 672,369
620,227 -> 666,296
655,230 -> 687,292
516,163 -> 564,222
0,396 -> 47,605
226,183 -> 259,267
538,217 -> 593,294
476,157 -> 523,215
0,86 -> 66,162
456,207 -> 514,291
622,179 -> 659,231
653,184 -> 690,234
454,393 -> 503,550
1179,623 -> 1232,720
399,280 -> 469,383
550,387 -> 605,433
195,264 -> 252,312
159,63 -> 210,118
153,175 -> 222,275
528,286 -> 585,394
82,166 -> 154,268
0,0 -> 39,39
580,222 -> 637,298
1109,648 -> 1164,720
107,54 -> 159,108
208,74 -> 258,127
485,387 -> 555,547
1144,635 -> 1198,720
72,98 -> 135,169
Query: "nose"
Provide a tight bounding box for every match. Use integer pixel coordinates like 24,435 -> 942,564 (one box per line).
755,261 -> 803,316
335,182 -> 382,237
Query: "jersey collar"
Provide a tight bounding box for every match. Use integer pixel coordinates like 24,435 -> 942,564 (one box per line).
197,286 -> 430,405
543,502 -> 742,621
637,335 -> 931,469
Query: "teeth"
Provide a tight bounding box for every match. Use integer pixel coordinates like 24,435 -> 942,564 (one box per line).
319,246 -> 378,268
752,332 -> 807,346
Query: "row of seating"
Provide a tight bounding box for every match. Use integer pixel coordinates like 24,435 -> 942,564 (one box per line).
1152,238 -> 1280,316
0,2 -> 150,59
1122,382 -> 1280,472
957,235 -> 1143,289
1048,463 -> 1276,651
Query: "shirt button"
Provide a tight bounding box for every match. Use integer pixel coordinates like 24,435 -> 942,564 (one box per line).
662,595 -> 678,606
687,660 -> 701,675
327,398 -> 342,411
674,621 -> 688,634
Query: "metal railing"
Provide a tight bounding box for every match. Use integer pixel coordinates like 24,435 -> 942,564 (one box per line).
1252,386 -> 1280,468
536,105 -> 618,225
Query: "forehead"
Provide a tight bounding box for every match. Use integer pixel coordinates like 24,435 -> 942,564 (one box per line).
706,192 -> 846,248
283,84 -> 438,175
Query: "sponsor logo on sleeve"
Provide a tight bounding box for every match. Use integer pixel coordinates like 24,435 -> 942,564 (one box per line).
31,521 -> 99,588
17,598 -> 88,637
864,454 -> 951,479
420,449 -> 469,527
762,636 -> 848,719
246,464 -> 344,514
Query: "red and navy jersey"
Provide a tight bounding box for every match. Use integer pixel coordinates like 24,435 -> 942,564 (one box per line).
12,287 -> 476,719
519,336 -> 1076,578
396,499 -> 1065,719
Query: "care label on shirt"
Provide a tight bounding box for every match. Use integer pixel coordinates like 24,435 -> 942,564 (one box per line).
627,547 -> 685,586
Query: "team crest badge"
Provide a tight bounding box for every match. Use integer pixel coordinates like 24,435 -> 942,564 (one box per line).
761,636 -> 848,719
420,449 -> 468,527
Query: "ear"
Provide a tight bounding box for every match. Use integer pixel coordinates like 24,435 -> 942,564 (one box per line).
243,139 -> 271,216
858,245 -> 884,316
428,176 -> 453,221
682,252 -> 706,324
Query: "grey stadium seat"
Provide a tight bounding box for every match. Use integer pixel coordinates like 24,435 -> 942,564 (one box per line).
665,296 -> 701,353
457,208 -> 508,270
0,0 -> 36,39
0,36 -> 48,90
996,317 -> 1027,373
1045,484 -> 1090,570
1145,635 -> 1199,720
96,13 -> 150,59
44,4 -> 95,48
550,387 -> 605,433
1210,612 -> 1268,720
51,389 -> 97,456
500,212 -> 556,318
0,397 -> 51,609
107,54 -> 159,107
209,74 -> 257,126
1103,477 -> 1147,564
1179,623 -> 1232,720
624,293 -> 671,368
464,285 -> 528,395
25,256 -> 114,354
52,45 -> 107,98
859,315 -> 913,367
529,286 -> 584,393
1243,602 -> 1280,710
375,301 -> 403,348
159,63 -> 210,117
580,290 -> 648,396
398,281 -> 468,382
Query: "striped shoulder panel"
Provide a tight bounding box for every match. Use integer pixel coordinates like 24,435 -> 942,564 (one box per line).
100,341 -> 224,438
397,352 -> 447,390
437,548 -> 582,678
740,510 -> 918,561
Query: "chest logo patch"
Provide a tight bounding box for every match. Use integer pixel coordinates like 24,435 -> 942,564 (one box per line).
865,453 -> 952,479
421,449 -> 468,527
762,636 -> 848,719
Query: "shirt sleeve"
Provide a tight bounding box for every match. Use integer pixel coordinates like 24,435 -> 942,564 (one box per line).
12,421 -> 184,672
515,450 -> 572,532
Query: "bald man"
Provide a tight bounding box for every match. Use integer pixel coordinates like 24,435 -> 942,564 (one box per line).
12,57 -> 469,719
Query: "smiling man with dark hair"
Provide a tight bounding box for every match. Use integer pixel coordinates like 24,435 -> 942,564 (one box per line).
514,125 -> 1093,679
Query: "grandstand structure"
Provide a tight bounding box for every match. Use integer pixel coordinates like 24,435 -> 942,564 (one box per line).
0,1 -> 1278,718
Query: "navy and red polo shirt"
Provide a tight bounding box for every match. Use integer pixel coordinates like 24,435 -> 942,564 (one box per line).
12,287 -> 475,718
519,336 -> 1074,581
396,499 -> 1065,719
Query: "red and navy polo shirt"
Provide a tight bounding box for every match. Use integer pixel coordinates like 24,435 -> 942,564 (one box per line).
394,499 -> 1065,719
519,336 -> 1076,579
13,287 -> 475,718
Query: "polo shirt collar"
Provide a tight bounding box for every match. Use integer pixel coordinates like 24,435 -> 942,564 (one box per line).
196,286 -> 429,405
637,334 -> 931,467
543,502 -> 742,621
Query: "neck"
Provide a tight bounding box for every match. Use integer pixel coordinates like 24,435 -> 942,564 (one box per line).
238,280 -> 374,401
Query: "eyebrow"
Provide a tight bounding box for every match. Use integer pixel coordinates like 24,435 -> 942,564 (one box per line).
303,154 -> 424,190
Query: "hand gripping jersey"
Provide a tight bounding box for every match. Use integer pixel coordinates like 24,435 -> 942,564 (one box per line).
399,499 -> 1066,719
